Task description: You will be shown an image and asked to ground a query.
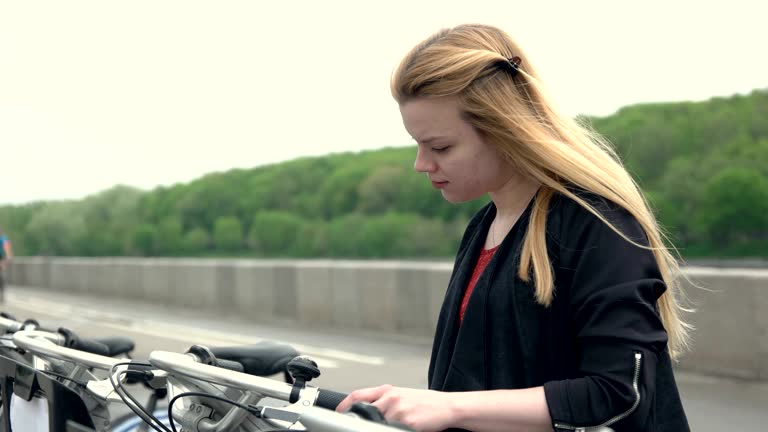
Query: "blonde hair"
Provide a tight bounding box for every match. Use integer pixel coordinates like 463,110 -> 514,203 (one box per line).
392,24 -> 691,359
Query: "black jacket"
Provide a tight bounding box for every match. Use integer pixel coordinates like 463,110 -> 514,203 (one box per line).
428,191 -> 689,431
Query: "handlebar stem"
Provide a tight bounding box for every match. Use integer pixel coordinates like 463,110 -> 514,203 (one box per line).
198,392 -> 261,432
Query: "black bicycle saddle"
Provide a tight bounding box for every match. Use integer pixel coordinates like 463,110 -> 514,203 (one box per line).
94,336 -> 135,357
210,341 -> 300,376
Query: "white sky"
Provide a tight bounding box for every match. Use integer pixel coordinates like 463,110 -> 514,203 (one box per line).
1,0 -> 766,205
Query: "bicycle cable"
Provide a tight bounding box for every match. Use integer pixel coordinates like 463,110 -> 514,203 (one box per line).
109,361 -> 172,432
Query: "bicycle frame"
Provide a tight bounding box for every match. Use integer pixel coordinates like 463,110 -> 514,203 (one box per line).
8,330 -> 157,432
7,328 -> 410,432
1,331 -> 113,432
148,350 -> 411,432
151,351 -> 293,432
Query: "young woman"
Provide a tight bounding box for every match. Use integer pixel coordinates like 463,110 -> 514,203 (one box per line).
337,24 -> 691,432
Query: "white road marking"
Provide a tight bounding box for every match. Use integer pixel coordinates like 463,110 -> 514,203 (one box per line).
7,295 -> 386,367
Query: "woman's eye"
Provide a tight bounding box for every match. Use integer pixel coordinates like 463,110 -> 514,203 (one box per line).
432,146 -> 449,153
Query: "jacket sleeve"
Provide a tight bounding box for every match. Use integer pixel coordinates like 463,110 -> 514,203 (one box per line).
542,197 -> 669,431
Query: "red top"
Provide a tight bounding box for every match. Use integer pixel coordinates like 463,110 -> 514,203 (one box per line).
459,245 -> 499,323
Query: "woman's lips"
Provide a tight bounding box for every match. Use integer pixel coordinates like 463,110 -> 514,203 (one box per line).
431,180 -> 449,189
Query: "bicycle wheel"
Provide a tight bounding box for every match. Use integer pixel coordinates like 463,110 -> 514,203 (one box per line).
109,410 -> 172,432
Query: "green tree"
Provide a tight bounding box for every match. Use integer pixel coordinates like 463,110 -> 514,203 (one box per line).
183,227 -> 210,253
131,224 -> 158,256
352,212 -> 456,258
357,165 -> 406,214
72,186 -> 137,255
156,216 -> 184,255
693,168 -> 768,248
5,88 -> 768,259
399,216 -> 458,257
24,202 -> 87,255
318,165 -> 370,218
213,216 -> 244,252
247,211 -> 305,255
326,213 -> 366,257
293,222 -> 329,257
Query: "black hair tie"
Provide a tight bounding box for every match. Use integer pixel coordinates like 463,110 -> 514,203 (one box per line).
498,55 -> 522,77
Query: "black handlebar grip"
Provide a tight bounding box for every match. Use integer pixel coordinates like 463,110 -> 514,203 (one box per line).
58,328 -> 111,357
315,388 -> 349,410
346,402 -> 416,431
214,358 -> 245,373
388,422 -> 417,431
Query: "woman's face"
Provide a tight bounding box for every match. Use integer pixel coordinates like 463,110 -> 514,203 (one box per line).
400,97 -> 515,203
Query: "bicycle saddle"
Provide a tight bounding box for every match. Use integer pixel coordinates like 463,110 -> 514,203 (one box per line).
94,336 -> 135,357
211,341 -> 300,376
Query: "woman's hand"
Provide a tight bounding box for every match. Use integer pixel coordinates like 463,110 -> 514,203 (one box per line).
336,385 -> 457,432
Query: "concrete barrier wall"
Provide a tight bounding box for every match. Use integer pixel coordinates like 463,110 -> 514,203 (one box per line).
678,267 -> 768,380
5,257 -> 767,380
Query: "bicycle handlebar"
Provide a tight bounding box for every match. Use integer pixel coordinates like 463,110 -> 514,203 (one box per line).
150,350 -> 294,399
151,350 -> 349,409
9,320 -> 409,432
298,406 -> 414,432
315,388 -> 348,410
0,314 -> 24,333
149,350 -> 414,432
12,330 -> 126,370
186,344 -> 246,374
0,315 -> 57,334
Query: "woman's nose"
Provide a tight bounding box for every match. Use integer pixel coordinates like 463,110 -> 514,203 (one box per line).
414,148 -> 436,173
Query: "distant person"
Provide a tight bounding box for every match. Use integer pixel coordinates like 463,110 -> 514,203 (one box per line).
0,227 -> 13,303
337,24 -> 691,431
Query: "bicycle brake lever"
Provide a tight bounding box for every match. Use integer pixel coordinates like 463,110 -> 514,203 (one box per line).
261,406 -> 302,423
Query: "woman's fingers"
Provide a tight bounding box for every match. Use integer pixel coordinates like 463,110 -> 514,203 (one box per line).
371,388 -> 400,417
336,386 -> 454,431
335,384 -> 393,413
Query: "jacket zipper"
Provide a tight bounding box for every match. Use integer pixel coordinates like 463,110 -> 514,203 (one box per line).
553,352 -> 642,432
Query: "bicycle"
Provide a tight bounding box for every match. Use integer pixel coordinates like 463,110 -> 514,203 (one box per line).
143,344 -> 415,432
13,325 -> 413,432
146,344 -> 612,432
0,312 -> 170,432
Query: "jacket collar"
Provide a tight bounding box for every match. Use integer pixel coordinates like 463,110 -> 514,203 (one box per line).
430,199 -> 537,390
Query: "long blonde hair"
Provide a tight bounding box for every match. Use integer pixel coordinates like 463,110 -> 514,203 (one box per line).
392,24 -> 691,359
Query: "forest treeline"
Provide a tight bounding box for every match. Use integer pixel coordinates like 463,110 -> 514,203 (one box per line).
3,89 -> 766,258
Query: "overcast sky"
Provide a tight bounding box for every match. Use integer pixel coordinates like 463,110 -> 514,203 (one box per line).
2,0 -> 766,205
